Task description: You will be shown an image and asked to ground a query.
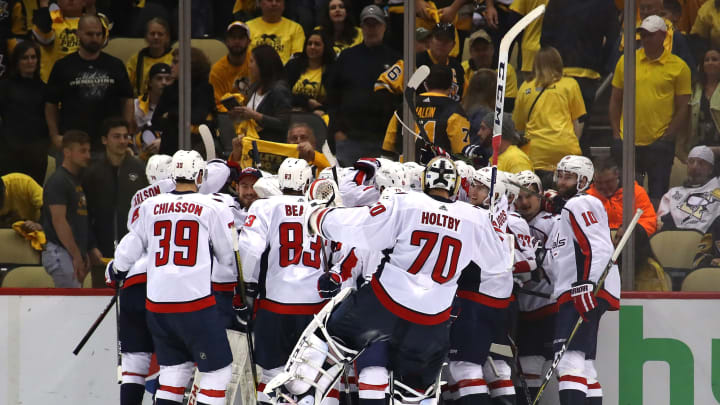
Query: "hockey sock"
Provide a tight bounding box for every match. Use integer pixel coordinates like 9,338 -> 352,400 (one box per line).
155,399 -> 182,405
457,394 -> 492,405
586,397 -> 602,405
559,389 -> 586,405
120,383 -> 145,405
491,394 -> 516,405
358,398 -> 386,405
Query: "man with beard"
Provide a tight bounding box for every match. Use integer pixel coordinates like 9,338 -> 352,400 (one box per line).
45,14 -> 134,154
210,21 -> 252,111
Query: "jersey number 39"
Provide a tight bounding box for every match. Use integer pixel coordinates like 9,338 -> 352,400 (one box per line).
154,220 -> 199,267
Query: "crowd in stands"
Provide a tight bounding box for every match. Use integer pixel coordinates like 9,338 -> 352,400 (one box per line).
2,0 -> 720,290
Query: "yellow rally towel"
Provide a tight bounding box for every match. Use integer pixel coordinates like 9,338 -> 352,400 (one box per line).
12,221 -> 46,251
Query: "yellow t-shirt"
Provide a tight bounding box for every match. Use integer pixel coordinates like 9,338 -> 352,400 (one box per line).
209,54 -> 251,109
292,67 -> 326,102
0,173 -> 43,222
11,0 -> 38,36
126,50 -> 174,97
461,59 -> 518,99
691,0 -> 720,50
246,17 -> 306,64
512,77 -> 586,171
611,48 -> 692,146
510,0 -> 549,73
498,145 -> 533,173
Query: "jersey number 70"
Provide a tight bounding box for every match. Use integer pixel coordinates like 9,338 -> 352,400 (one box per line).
407,230 -> 462,284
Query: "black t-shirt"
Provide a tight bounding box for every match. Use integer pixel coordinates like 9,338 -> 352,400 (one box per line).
46,52 -> 133,147
42,166 -> 91,255
0,75 -> 48,146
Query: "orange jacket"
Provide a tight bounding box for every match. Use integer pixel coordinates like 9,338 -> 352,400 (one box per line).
587,181 -> 657,236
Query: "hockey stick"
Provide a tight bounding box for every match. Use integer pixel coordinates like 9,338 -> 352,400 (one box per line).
507,334 -> 532,405
403,65 -> 432,145
233,237 -> 259,390
115,288 -> 122,383
393,111 -> 462,161
490,4 -> 545,215
72,290 -> 118,355
531,208 -> 643,405
199,124 -> 216,160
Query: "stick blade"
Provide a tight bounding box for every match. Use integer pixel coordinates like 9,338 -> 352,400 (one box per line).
408,65 -> 431,90
199,124 -> 216,160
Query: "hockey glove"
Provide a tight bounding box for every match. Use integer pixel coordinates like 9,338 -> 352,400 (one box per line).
232,293 -> 251,332
106,260 -> 127,286
306,178 -> 343,208
462,144 -> 486,159
571,280 -> 598,322
317,271 -> 342,299
353,158 -> 381,180
542,189 -> 566,215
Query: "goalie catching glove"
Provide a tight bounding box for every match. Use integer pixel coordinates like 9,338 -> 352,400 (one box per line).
571,280 -> 598,322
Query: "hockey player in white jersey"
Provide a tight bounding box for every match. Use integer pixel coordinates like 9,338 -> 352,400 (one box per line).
108,150 -> 238,405
338,158 -> 382,207
512,170 -> 559,402
107,153 -> 174,405
273,156 -> 511,405
237,157 -> 334,404
546,155 -> 619,405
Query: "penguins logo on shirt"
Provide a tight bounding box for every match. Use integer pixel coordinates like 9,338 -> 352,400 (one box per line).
257,34 -> 284,54
59,28 -> 79,52
677,189 -> 720,222
295,78 -> 320,98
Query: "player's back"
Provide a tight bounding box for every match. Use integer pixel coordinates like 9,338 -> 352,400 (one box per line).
136,191 -> 236,312
519,211 -> 558,313
239,195 -> 327,307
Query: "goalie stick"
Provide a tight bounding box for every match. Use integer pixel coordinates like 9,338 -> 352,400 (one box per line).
73,290 -> 118,355
489,4 -> 545,215
531,208 -> 644,405
402,65 -> 432,145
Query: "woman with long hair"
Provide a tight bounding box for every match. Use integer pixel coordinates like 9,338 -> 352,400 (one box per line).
681,48 -> 720,160
0,40 -> 49,183
512,46 -> 586,178
462,68 -> 496,117
126,17 -> 174,97
285,29 -> 336,116
318,0 -> 362,56
231,45 -> 291,143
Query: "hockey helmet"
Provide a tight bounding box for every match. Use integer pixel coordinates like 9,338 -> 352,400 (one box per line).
278,158 -> 314,192
515,170 -> 543,194
554,155 -> 594,192
472,167 -> 507,206
375,161 -> 407,191
170,150 -> 207,187
503,172 -> 520,203
146,154 -> 173,184
422,156 -> 460,196
403,161 -> 425,191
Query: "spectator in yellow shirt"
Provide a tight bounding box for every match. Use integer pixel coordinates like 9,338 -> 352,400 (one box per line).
477,111 -> 533,173
610,16 -> 692,202
510,0 -> 549,77
512,46 -> 586,178
246,0 -> 306,64
691,0 -> 720,49
125,17 -> 173,98
317,0 -> 363,56
0,173 -> 43,230
210,21 -> 252,111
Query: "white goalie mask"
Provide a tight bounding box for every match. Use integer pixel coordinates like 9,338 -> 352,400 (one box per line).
171,150 -> 207,187
146,154 -> 173,184
278,158 -> 314,192
554,155 -> 594,192
422,156 -> 460,196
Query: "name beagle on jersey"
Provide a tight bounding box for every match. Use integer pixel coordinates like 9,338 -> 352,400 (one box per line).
421,211 -> 460,231
285,204 -> 304,217
133,184 -> 162,206
154,202 -> 204,216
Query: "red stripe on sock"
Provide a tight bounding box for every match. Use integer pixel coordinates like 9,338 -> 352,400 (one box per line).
456,378 -> 487,388
558,375 -> 587,385
358,383 -> 389,391
159,385 -> 185,395
488,380 -> 514,389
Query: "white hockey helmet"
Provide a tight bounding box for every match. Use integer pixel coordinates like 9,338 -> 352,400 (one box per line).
317,166 -> 335,181
422,156 -> 460,196
503,172 -> 520,203
278,158 -> 314,192
375,161 -> 407,191
403,161 -> 424,191
146,154 -> 173,184
171,150 -> 207,186
472,167 -> 506,205
554,155 -> 594,192
515,170 -> 543,193
454,160 -> 475,183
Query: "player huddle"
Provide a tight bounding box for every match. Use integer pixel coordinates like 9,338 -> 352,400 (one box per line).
105,150 -> 619,405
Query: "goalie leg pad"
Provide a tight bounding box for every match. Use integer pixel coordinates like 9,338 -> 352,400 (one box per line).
197,364 -> 232,405
121,351 -> 152,385
156,361 -> 194,403
556,350 -> 587,394
226,329 -> 256,405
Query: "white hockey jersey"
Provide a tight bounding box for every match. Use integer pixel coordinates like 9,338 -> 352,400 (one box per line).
208,192 -> 245,292
518,211 -> 558,316
316,191 -> 512,325
506,212 -> 537,276
339,168 -> 381,207
114,191 -> 237,313
238,195 -> 328,314
546,194 -> 620,309
656,177 -> 720,233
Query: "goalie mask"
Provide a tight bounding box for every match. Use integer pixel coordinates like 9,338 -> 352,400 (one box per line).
171,150 -> 207,187
422,156 -> 460,196
146,154 -> 173,184
278,158 -> 314,192
554,155 -> 594,192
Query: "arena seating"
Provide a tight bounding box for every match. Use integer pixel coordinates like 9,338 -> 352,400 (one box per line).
681,267 -> 720,291
1,266 -> 54,288
650,230 -> 704,289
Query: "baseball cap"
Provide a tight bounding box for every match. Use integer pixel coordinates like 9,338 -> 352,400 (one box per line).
416,27 -> 431,41
469,29 -> 492,46
226,21 -> 250,37
432,23 -> 456,41
637,15 -> 667,33
238,167 -> 263,181
688,145 -> 714,166
148,63 -> 171,79
360,5 -> 385,24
